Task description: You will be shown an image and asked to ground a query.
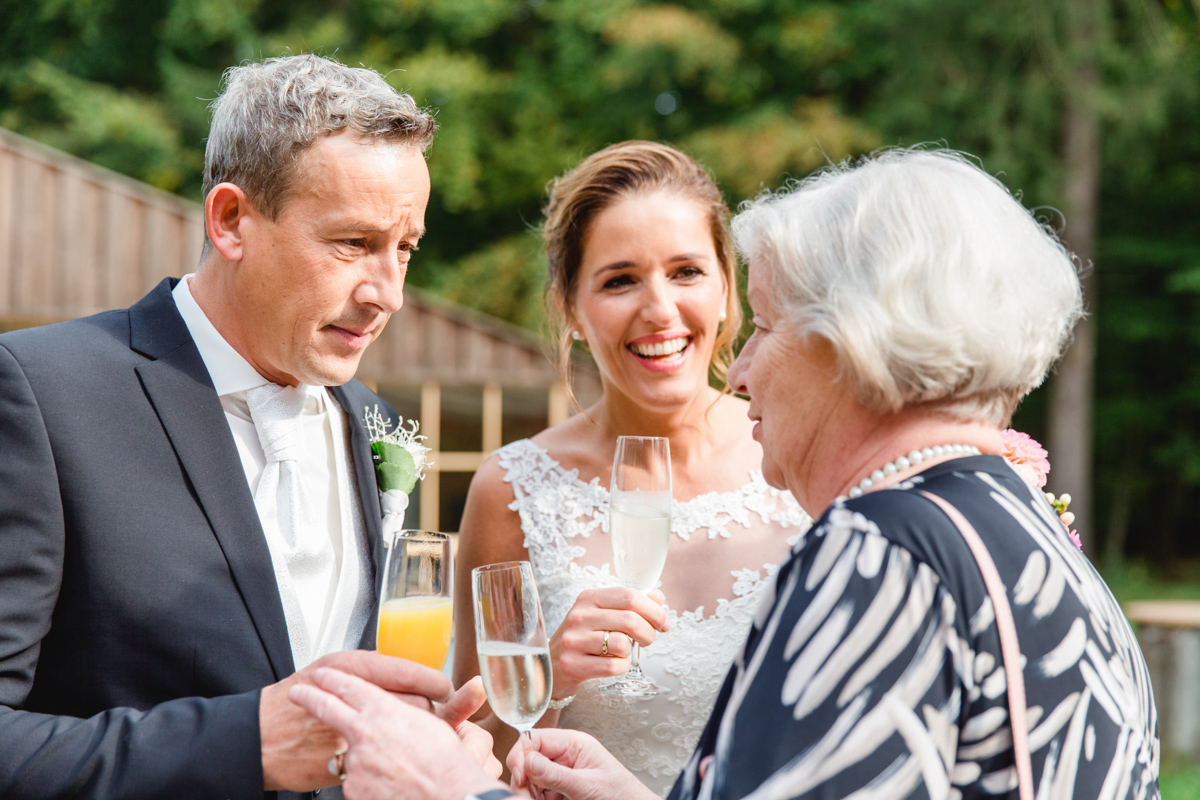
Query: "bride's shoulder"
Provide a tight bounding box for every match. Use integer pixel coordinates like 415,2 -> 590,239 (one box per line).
527,416 -> 609,477
469,418 -> 607,499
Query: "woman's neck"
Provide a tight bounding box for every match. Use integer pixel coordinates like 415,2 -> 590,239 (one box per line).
587,385 -> 727,469
795,409 -> 1004,514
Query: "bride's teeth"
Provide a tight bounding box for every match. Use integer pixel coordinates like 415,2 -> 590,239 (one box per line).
631,337 -> 688,357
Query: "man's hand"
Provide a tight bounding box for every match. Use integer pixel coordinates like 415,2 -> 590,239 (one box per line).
507,729 -> 655,800
260,650 -> 453,791
435,677 -> 503,778
289,667 -> 504,800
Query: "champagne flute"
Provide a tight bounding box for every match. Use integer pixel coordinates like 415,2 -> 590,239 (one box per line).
472,561 -> 552,738
600,435 -> 672,698
376,530 -> 454,670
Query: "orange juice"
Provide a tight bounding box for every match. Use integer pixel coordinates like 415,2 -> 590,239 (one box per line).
377,596 -> 453,669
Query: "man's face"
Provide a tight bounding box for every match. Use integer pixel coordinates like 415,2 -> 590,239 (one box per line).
230,131 -> 430,387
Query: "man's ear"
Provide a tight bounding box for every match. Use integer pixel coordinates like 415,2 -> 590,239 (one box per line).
205,183 -> 253,263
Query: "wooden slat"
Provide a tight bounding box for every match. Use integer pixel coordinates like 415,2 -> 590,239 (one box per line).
181,213 -> 204,275
145,206 -> 169,291
434,452 -> 488,472
419,382 -> 441,532
1125,600 -> 1200,629
100,192 -> 123,309
21,161 -> 57,312
117,197 -> 147,308
0,144 -> 14,311
482,384 -> 502,453
59,168 -> 86,313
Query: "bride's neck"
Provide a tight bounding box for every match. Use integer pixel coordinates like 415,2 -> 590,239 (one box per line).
589,387 -> 725,468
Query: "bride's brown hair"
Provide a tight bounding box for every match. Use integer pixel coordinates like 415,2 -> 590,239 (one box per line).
542,141 -> 741,412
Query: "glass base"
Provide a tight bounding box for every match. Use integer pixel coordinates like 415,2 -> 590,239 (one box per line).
599,674 -> 668,699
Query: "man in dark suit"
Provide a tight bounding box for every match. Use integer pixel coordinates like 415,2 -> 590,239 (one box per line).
0,54 -> 490,799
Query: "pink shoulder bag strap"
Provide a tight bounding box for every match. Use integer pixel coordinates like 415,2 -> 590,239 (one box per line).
919,490 -> 1034,800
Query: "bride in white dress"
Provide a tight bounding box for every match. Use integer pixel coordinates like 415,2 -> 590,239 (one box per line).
452,141 -> 810,797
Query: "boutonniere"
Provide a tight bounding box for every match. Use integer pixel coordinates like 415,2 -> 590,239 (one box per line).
1001,428 -> 1081,551
364,406 -> 431,543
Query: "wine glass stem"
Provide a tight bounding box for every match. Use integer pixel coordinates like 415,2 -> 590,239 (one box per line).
630,642 -> 643,675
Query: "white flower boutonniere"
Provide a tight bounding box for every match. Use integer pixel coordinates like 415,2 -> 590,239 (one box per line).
364,406 -> 431,544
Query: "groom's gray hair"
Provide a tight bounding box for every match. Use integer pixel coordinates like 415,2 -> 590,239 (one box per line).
203,54 -> 435,225
732,147 -> 1084,428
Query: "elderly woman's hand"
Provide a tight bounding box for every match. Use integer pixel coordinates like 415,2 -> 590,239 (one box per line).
507,729 -> 656,800
289,667 -> 505,800
548,588 -> 669,701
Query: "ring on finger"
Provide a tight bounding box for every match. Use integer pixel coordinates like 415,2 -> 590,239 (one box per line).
327,746 -> 348,781
601,630 -> 611,657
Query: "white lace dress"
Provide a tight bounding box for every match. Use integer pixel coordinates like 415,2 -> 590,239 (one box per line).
496,440 -> 812,797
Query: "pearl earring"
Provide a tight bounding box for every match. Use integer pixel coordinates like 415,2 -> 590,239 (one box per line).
718,310 -> 727,322
571,330 -> 584,341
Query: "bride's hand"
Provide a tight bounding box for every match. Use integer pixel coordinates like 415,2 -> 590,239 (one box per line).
548,588 -> 670,700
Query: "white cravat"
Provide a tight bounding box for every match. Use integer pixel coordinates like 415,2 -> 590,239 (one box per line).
172,275 -> 373,670
247,383 -> 336,666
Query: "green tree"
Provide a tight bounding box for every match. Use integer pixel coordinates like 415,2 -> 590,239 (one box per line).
4,0 -> 1200,566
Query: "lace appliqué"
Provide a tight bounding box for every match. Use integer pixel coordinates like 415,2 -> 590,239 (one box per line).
495,439 -> 812,797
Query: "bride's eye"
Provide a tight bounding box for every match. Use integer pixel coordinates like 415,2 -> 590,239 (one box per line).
603,274 -> 635,290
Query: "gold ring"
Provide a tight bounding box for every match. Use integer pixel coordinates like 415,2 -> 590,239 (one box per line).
327,747 -> 347,781
601,630 -> 610,657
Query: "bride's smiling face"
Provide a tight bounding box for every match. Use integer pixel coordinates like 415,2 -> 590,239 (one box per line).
571,191 -> 727,411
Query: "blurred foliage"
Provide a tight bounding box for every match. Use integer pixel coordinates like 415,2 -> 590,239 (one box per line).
2,0 -> 1200,565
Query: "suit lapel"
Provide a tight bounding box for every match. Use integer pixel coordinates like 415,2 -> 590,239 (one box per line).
130,280 -> 295,680
330,384 -> 384,648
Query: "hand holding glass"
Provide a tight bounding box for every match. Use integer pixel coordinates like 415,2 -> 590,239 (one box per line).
376,530 -> 453,670
601,435 -> 672,698
472,561 -> 552,738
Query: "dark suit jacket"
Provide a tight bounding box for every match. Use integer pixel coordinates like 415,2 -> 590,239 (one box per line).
0,279 -> 391,799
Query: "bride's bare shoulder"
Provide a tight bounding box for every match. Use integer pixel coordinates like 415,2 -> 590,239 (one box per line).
528,413 -> 609,478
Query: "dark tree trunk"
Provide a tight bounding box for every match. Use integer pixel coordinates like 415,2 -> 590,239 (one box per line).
1047,1 -> 1101,557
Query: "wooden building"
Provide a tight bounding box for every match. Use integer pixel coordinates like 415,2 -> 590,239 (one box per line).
0,126 -> 597,531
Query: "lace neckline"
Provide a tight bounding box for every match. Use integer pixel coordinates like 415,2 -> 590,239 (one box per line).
500,439 -> 806,542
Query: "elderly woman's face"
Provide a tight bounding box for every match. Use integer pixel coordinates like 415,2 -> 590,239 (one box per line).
728,259 -> 848,499
571,192 -> 727,411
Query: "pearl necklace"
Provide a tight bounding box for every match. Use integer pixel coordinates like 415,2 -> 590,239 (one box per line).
847,444 -> 982,498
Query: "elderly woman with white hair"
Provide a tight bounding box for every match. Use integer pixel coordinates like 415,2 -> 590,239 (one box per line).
289,149 -> 1158,800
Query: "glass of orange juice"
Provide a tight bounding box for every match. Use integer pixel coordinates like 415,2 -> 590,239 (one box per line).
376,530 -> 453,670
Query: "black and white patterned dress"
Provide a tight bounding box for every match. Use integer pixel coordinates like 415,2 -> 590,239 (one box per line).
669,455 -> 1159,800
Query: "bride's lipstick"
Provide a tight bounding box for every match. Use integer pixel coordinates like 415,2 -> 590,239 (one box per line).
627,332 -> 693,373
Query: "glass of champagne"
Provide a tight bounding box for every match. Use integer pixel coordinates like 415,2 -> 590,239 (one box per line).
376,530 -> 454,670
600,435 -> 672,698
472,561 -> 552,739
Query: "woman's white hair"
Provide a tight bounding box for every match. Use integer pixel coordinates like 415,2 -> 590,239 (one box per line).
731,148 -> 1084,427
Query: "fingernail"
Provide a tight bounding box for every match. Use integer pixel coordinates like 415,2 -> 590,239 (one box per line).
528,753 -> 548,777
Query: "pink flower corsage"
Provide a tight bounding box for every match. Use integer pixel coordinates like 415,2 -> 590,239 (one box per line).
1001,429 -> 1082,551
1001,429 -> 1050,488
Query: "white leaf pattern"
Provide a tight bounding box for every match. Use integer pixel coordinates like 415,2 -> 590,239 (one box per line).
671,457 -> 1159,800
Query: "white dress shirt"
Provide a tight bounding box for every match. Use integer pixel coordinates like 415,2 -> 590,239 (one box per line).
172,275 -> 372,668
